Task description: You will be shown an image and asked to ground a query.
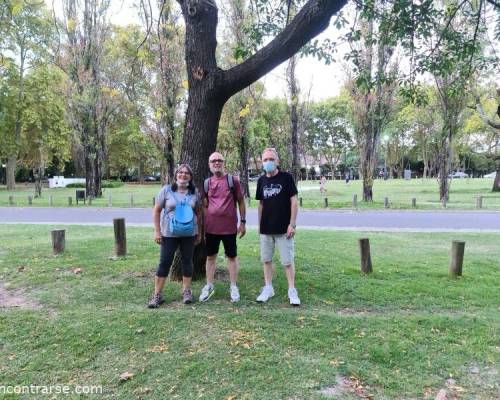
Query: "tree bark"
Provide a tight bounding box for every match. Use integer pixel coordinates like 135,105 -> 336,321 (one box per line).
6,156 -> 16,190
286,55 -> 301,183
238,120 -> 250,197
492,162 -> 500,192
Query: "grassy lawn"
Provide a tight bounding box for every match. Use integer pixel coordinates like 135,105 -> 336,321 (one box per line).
0,225 -> 498,399
1,178 -> 499,210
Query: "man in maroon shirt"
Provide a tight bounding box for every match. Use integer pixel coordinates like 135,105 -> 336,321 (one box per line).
199,152 -> 246,302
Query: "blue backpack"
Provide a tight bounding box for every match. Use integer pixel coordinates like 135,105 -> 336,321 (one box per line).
168,189 -> 195,237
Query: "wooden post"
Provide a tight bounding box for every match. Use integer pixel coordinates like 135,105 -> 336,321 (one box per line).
384,197 -> 389,208
476,196 -> 483,209
28,196 -> 32,205
8,196 -> 14,205
68,196 -> 72,206
441,198 -> 447,208
113,218 -> 127,256
49,195 -> 53,206
358,238 -> 373,274
153,197 -> 156,206
412,198 -> 416,208
129,194 -> 134,207
299,197 -> 303,207
353,194 -> 358,208
108,195 -> 112,207
88,197 -> 92,206
51,229 -> 65,255
324,197 -> 328,208
449,241 -> 465,277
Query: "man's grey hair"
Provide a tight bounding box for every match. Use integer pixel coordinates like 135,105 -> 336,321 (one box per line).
262,147 -> 279,160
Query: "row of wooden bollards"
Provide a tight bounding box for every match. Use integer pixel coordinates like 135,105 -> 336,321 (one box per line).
4,195 -> 489,209
6,195 -> 156,207
297,196 -> 488,209
358,238 -> 466,277
51,218 -> 127,256
51,218 -> 466,278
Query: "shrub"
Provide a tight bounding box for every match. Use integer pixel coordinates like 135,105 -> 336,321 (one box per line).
66,180 -> 124,189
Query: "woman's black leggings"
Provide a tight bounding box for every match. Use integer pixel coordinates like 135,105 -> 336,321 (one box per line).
156,236 -> 195,278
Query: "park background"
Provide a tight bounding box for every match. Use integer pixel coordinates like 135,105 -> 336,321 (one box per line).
1,0 -> 500,399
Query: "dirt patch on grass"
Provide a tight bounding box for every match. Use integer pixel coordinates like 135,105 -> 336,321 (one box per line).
319,375 -> 373,399
0,282 -> 42,309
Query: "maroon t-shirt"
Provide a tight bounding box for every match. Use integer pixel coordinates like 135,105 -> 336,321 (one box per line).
204,174 -> 243,235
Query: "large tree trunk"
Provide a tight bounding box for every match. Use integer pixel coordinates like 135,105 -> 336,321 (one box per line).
238,121 -> 250,197
34,166 -> 44,198
360,140 -> 376,201
437,123 -> 453,201
6,156 -> 16,190
287,55 -> 301,183
492,162 -> 500,192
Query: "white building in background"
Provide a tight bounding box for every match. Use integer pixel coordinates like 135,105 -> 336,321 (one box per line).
48,176 -> 86,188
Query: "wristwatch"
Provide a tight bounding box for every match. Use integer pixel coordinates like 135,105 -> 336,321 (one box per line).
240,219 -> 246,223
291,224 -> 296,229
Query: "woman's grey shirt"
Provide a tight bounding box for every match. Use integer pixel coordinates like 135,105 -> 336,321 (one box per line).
156,185 -> 200,237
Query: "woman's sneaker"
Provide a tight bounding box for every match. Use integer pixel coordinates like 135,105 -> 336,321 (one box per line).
147,293 -> 164,308
199,284 -> 215,302
183,288 -> 193,304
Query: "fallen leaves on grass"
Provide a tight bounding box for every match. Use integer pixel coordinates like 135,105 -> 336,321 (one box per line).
229,330 -> 258,349
119,371 -> 134,382
319,375 -> 373,399
147,340 -> 169,353
329,358 -> 345,366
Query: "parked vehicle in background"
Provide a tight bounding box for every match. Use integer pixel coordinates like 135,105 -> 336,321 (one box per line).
484,171 -> 497,178
448,171 -> 469,179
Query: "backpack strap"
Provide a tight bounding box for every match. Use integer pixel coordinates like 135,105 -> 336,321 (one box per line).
203,178 -> 210,206
227,174 -> 237,204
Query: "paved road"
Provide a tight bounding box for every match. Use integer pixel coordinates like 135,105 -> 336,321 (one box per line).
1,207 -> 500,232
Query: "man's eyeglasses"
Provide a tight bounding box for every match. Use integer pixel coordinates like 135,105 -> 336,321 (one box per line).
209,159 -> 224,164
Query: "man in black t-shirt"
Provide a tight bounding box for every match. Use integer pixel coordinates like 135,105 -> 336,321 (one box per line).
255,148 -> 301,306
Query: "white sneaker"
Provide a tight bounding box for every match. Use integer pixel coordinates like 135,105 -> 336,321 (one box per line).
256,286 -> 275,303
230,285 -> 240,302
199,284 -> 215,302
288,288 -> 301,306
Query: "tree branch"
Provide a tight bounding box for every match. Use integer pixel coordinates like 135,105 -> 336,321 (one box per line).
472,95 -> 500,130
222,0 -> 347,98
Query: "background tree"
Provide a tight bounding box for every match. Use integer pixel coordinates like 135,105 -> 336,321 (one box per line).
347,1 -> 397,201
2,1 -> 53,190
470,86 -> 500,191
305,96 -> 352,176
20,65 -> 71,197
59,0 -> 114,198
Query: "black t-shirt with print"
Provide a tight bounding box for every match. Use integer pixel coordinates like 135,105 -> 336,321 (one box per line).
255,170 -> 298,235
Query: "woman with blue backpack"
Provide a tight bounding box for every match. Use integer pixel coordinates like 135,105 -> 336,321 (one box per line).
149,164 -> 201,307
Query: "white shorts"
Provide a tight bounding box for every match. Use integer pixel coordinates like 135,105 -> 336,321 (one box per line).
260,234 -> 295,266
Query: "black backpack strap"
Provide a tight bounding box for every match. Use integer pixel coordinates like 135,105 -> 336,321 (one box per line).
227,174 -> 237,204
203,178 -> 210,206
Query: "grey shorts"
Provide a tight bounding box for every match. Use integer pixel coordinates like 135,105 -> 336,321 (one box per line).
260,234 -> 295,266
